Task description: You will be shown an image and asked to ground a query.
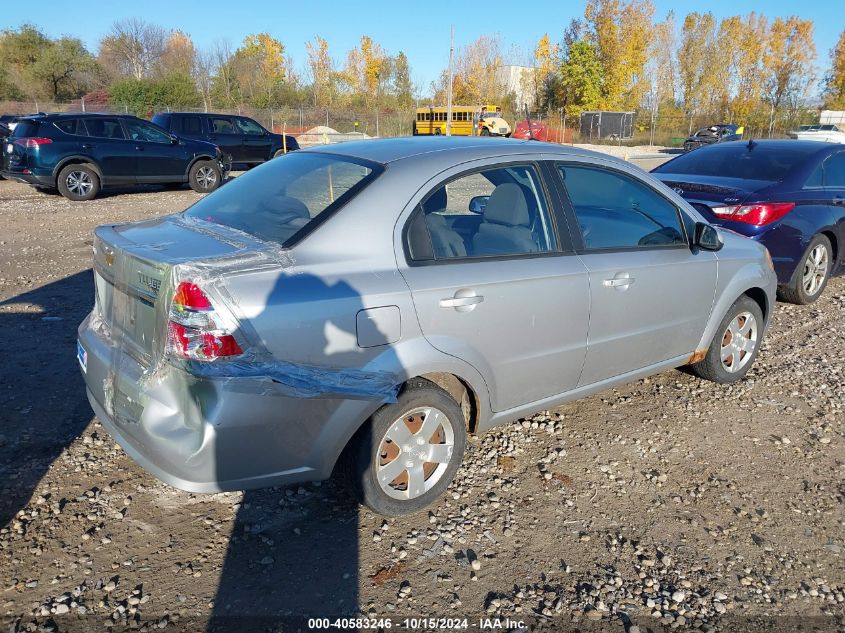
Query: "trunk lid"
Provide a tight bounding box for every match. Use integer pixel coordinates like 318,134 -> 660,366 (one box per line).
92,214 -> 262,365
653,173 -> 773,222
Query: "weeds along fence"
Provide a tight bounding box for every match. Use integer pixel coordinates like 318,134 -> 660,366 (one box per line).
1,99 -> 821,147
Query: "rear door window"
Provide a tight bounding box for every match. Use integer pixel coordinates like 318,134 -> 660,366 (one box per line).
180,116 -> 202,135
559,164 -> 687,250
54,118 -> 88,136
210,117 -> 236,134
84,118 -> 126,139
823,152 -> 845,188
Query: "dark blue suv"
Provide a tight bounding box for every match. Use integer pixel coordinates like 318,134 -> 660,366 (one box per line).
1,113 -> 227,200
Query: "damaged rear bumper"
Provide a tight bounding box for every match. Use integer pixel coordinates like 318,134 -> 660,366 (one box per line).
78,312 -> 386,493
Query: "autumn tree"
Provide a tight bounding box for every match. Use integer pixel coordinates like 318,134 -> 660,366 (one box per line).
393,51 -> 414,108
433,35 -> 508,105
31,37 -> 100,100
225,33 -> 287,107
731,13 -> 768,126
159,31 -> 195,76
825,30 -> 845,109
99,18 -> 166,79
557,40 -> 603,114
533,34 -> 559,108
763,17 -> 816,133
306,36 -> 335,107
584,0 -> 655,109
0,25 -> 51,99
677,12 -> 715,131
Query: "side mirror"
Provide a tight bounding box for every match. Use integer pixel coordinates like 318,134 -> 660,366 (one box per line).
170,134 -> 179,145
469,195 -> 489,214
694,222 -> 723,251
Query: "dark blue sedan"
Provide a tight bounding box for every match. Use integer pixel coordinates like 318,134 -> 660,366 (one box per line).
652,140 -> 845,303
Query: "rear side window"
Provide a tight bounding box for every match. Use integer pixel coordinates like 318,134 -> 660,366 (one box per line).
559,165 -> 686,250
54,118 -> 88,136
653,144 -> 819,182
84,118 -> 126,139
180,116 -> 202,135
210,117 -> 235,134
185,152 -> 381,246
823,152 -> 845,188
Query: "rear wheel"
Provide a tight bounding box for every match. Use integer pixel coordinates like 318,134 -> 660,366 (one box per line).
188,160 -> 221,193
690,295 -> 763,384
347,379 -> 466,516
778,234 -> 832,304
57,164 -> 99,201
480,128 -> 490,136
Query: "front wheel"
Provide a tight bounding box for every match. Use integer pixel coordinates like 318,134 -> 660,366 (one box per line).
189,160 -> 221,193
778,234 -> 832,304
480,128 -> 490,136
57,164 -> 100,201
690,295 -> 764,384
347,379 -> 466,516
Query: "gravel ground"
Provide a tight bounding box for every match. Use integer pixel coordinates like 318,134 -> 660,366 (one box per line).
1,170 -> 843,633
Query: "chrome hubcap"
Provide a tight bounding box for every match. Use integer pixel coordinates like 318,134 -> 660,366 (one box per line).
196,166 -> 217,189
377,406 -> 454,501
720,311 -> 758,373
802,245 -> 829,295
67,171 -> 93,196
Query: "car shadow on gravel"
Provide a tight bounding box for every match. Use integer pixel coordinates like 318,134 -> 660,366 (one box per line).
0,269 -> 95,528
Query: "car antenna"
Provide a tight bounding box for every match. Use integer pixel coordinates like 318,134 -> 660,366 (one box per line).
524,104 -> 536,141
747,138 -> 756,150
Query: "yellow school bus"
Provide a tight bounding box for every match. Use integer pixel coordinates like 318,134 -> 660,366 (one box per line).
413,105 -> 510,137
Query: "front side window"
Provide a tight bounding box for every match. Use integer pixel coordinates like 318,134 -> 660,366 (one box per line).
185,152 -> 380,246
559,165 -> 686,250
407,164 -> 557,261
84,118 -> 125,139
236,117 -> 265,135
210,117 -> 235,134
124,119 -> 171,143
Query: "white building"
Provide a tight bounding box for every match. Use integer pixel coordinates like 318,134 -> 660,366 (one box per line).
820,110 -> 845,125
497,65 -> 537,111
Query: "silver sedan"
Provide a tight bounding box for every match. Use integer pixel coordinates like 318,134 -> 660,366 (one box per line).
77,137 -> 777,515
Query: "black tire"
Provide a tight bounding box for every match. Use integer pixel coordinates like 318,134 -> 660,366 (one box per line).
346,378 -> 466,516
188,160 -> 221,193
690,295 -> 764,384
480,128 -> 490,136
434,128 -> 442,136
777,234 -> 832,305
57,163 -> 100,201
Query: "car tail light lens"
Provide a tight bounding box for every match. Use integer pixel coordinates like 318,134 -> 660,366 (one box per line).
167,281 -> 242,361
13,137 -> 53,147
711,202 -> 796,226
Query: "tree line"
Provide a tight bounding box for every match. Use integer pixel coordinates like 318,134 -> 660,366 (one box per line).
1,7 -> 844,136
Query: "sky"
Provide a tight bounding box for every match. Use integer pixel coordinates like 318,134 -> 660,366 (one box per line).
2,0 -> 841,93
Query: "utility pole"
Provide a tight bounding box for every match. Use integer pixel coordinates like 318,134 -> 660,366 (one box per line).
446,25 -> 454,136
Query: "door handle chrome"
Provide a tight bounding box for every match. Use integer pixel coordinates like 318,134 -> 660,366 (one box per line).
603,276 -> 635,288
439,289 -> 484,312
440,296 -> 484,307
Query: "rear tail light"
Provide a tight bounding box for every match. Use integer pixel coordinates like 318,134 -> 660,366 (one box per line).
13,137 -> 53,147
711,202 -> 796,226
167,281 -> 242,361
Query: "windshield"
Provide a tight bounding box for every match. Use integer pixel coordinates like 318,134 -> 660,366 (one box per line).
653,143 -> 819,182
185,152 -> 381,246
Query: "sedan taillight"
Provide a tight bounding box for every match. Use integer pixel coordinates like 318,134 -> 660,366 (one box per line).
711,202 -> 796,226
167,281 -> 242,361
13,137 -> 53,148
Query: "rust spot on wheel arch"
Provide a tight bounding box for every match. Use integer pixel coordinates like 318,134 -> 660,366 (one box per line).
688,349 -> 707,364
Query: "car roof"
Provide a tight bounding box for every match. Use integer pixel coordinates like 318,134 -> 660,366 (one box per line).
304,136 -> 621,166
23,112 -> 136,120
705,139 -> 837,154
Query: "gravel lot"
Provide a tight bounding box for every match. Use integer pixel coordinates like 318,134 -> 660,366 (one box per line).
0,167 -> 843,632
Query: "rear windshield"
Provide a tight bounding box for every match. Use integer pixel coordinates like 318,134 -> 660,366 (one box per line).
654,143 -> 819,181
11,120 -> 40,138
184,152 -> 381,246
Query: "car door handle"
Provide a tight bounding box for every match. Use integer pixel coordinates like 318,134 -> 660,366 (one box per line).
603,275 -> 635,289
439,290 -> 484,312
81,144 -> 93,150
135,146 -> 144,151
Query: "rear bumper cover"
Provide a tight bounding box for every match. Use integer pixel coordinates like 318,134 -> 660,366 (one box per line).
78,313 -> 381,492
0,169 -> 53,187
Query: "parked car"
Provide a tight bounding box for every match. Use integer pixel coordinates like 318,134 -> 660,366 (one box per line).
152,112 -> 299,167
789,123 -> 845,144
652,139 -> 845,304
77,137 -> 776,515
682,124 -> 742,152
1,112 -> 227,200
